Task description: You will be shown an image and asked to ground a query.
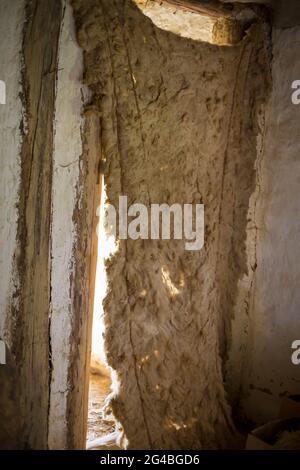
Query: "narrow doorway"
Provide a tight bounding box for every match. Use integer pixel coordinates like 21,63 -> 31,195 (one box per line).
86,176 -> 118,450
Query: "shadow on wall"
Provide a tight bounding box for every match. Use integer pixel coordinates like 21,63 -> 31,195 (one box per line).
0,346 -> 22,449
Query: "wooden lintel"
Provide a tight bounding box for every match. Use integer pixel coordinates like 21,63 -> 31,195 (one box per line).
155,0 -> 255,19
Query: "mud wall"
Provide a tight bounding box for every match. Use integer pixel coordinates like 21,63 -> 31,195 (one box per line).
71,0 -> 270,449
0,0 -> 24,449
227,0 -> 300,424
1,0 -> 298,451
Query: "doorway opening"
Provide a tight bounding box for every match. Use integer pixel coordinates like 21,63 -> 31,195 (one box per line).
86,175 -> 119,450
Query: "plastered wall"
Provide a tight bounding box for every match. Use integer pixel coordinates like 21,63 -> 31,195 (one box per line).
0,0 -> 24,449
71,0 -> 270,449
0,0 -> 299,451
227,1 -> 300,424
0,0 -> 23,354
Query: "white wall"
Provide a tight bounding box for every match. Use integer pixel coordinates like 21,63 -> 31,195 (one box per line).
48,0 -> 89,449
0,0 -> 24,347
228,12 -> 300,423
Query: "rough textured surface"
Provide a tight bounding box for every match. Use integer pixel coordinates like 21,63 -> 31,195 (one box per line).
0,0 -> 24,448
15,0 -> 62,449
0,0 -> 100,450
0,0 -> 63,449
87,372 -> 115,445
48,1 -> 89,449
66,96 -> 103,450
0,0 -> 23,346
2,0 -> 299,452
227,21 -> 300,425
134,0 -> 215,43
71,0 -> 270,449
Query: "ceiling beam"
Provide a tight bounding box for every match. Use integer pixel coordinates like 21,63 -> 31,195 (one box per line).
155,0 -> 257,18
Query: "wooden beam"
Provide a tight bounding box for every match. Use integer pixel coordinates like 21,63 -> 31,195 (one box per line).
155,0 -> 252,18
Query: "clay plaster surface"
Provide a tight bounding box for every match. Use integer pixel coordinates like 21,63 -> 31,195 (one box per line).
227,23 -> 300,424
0,0 -> 24,345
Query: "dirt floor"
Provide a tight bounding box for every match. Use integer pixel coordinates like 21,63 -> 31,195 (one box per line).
87,372 -> 115,444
